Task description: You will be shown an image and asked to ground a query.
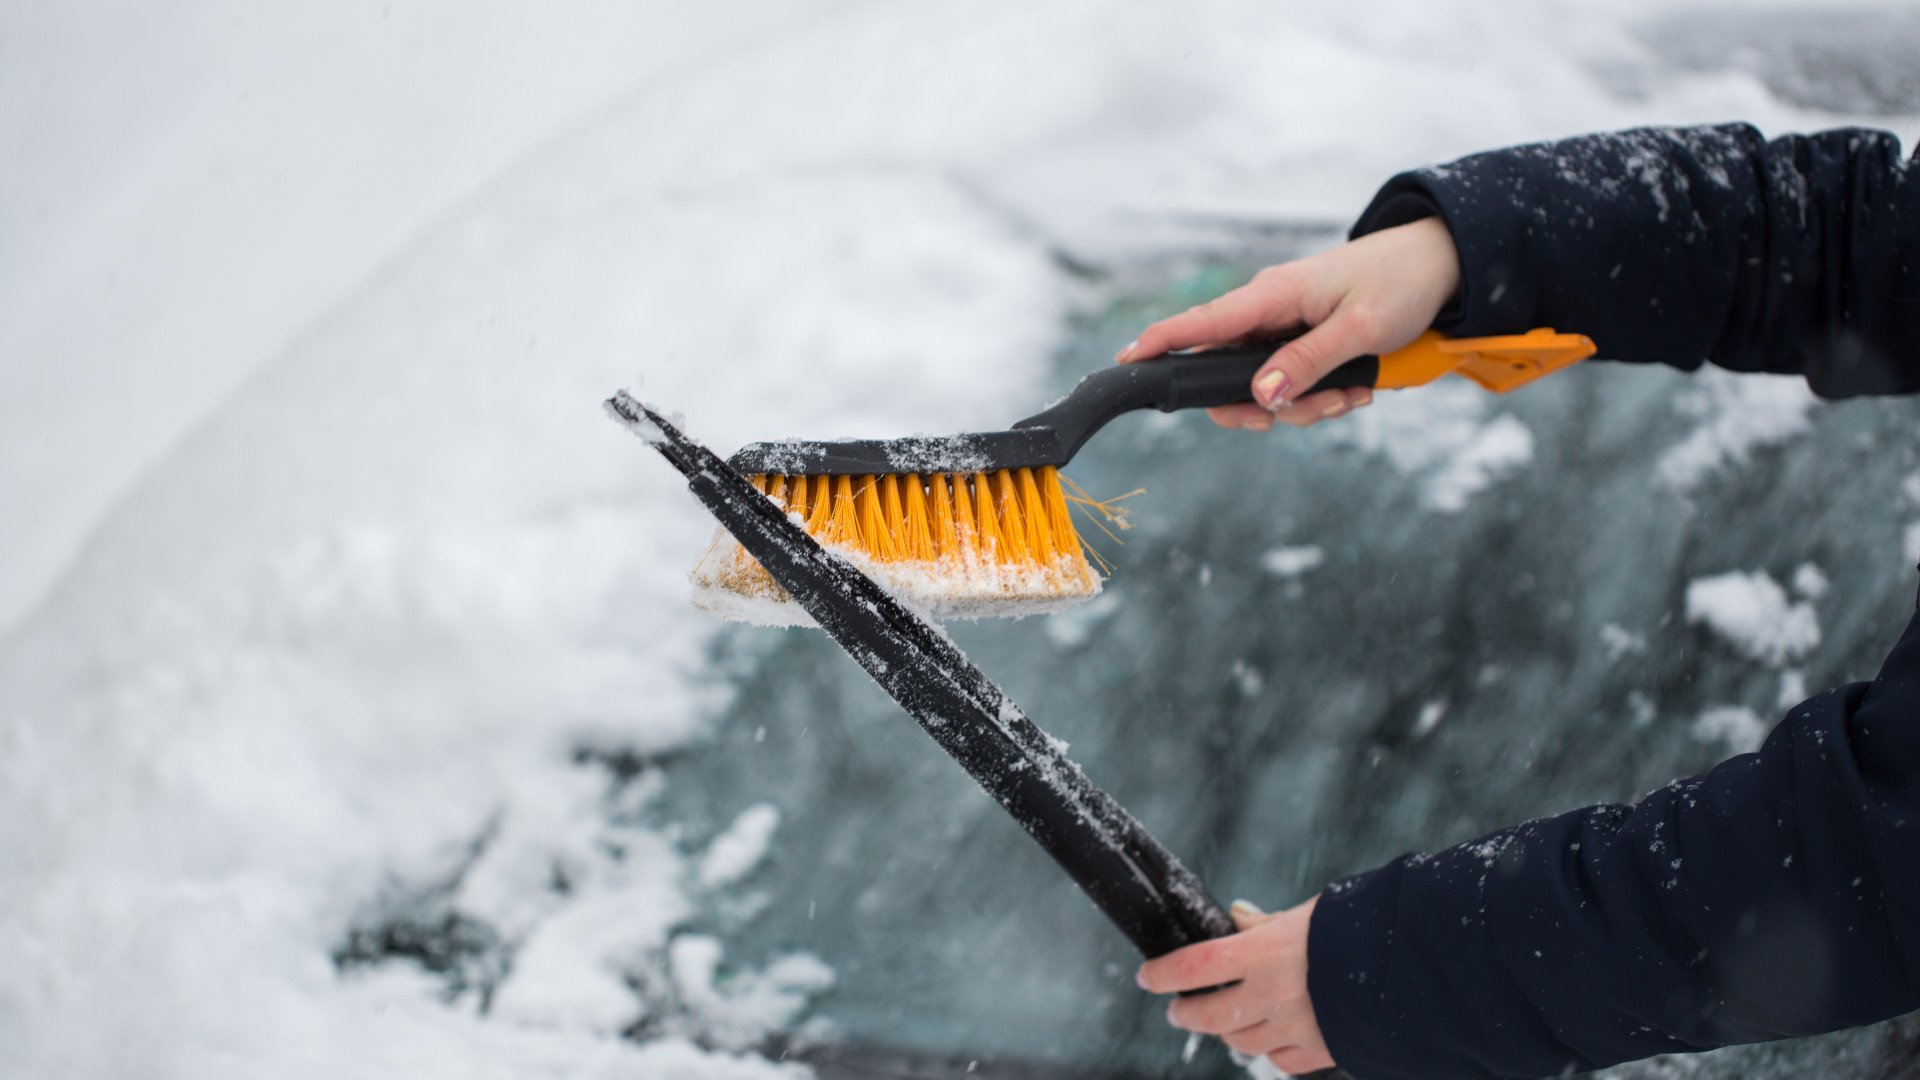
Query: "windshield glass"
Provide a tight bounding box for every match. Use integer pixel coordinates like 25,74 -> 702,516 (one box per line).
643,239 -> 1920,1076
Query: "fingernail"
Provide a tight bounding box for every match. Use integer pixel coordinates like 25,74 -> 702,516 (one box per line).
1355,390 -> 1374,408
1230,899 -> 1267,918
1165,1003 -> 1180,1026
1115,340 -> 1138,363
1322,400 -> 1349,418
1255,369 -> 1291,406
1246,416 -> 1273,433
1136,967 -> 1150,989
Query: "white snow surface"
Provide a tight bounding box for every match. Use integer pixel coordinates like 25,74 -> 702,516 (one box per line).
1600,623 -> 1650,662
1792,562 -> 1830,601
1693,705 -> 1770,754
1336,382 -> 1537,512
1685,570 -> 1822,666
1658,370 -> 1818,491
1778,669 -> 1810,709
1260,545 -> 1327,578
1425,414 -> 1537,513
700,804 -> 783,890
3,1 -> 1904,1077
1411,700 -> 1448,738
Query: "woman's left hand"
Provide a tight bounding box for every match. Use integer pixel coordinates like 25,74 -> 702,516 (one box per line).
1137,895 -> 1334,1076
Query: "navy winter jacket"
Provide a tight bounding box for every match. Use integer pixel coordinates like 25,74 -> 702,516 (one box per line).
1309,125 -> 1920,1079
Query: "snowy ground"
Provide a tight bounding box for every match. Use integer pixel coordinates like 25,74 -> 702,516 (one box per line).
4,2 -> 1918,1077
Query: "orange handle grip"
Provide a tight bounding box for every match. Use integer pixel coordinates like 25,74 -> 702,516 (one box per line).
1376,328 -> 1596,393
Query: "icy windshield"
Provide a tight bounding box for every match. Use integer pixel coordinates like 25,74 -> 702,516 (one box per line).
631,246 -> 1920,1077
10,3 -> 1920,1078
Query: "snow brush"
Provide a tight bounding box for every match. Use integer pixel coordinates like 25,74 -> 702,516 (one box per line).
605,391 -> 1233,957
698,328 -> 1594,622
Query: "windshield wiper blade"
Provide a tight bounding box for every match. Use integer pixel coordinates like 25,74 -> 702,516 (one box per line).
606,391 -> 1230,957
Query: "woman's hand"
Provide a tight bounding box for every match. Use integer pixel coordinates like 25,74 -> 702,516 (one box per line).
1116,217 -> 1461,431
1137,896 -> 1334,1076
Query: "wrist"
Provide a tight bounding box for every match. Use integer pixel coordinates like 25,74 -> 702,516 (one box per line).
1403,216 -> 1464,324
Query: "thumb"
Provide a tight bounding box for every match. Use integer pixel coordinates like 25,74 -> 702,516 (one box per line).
1228,899 -> 1279,932
1254,308 -> 1375,408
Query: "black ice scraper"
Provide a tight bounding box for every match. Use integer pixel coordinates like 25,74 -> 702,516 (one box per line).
605,391 -> 1232,957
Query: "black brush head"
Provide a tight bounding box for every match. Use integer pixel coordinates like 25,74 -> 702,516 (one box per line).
725,344 -> 1317,477
727,427 -> 1068,476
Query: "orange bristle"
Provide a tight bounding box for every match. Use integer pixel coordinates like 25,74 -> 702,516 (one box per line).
949,472 -> 977,558
900,474 -> 935,562
690,464 -> 1108,621
973,473 -> 1006,564
804,475 -> 832,535
1016,468 -> 1055,562
826,475 -> 861,549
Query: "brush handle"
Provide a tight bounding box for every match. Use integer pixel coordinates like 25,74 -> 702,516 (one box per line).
1153,346 -> 1380,410
1011,346 -> 1378,464
1146,327 -> 1598,406
1015,330 -> 1593,466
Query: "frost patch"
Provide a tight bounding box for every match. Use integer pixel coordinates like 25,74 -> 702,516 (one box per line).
1901,477 -> 1920,560
1685,570 -> 1820,666
489,873 -> 691,1034
1693,705 -> 1767,754
1599,623 -> 1647,662
1411,700 -> 1447,738
658,935 -> 835,1053
1626,691 -> 1657,729
699,804 -> 782,889
1658,370 -> 1814,491
1259,545 -> 1325,578
1231,658 -> 1264,697
1791,563 -> 1828,601
1424,415 -> 1534,513
1777,669 -> 1808,709
1337,383 -> 1533,513
1045,590 -> 1121,648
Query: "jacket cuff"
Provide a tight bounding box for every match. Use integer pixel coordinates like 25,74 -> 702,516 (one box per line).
1308,841 -> 1590,1080
1306,863 -> 1401,1078
1350,172 -> 1532,338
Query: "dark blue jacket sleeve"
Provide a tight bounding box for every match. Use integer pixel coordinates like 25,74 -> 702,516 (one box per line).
1351,124 -> 1920,398
1309,126 -> 1920,1079
1310,613 -> 1920,1078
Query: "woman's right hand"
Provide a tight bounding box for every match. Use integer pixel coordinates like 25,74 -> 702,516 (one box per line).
1115,216 -> 1462,431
